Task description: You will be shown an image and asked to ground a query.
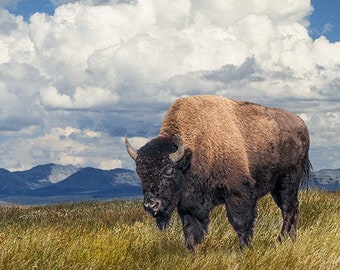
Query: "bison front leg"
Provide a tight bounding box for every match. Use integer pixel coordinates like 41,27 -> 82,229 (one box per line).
179,212 -> 209,252
225,194 -> 258,249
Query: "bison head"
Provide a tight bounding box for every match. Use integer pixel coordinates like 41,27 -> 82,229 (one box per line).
125,135 -> 191,230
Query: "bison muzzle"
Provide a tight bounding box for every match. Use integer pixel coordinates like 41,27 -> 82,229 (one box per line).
125,95 -> 312,251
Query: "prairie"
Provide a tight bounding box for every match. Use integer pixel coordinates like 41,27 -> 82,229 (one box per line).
0,191 -> 339,270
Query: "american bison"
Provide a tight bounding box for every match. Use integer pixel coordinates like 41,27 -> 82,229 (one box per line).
125,95 -> 311,251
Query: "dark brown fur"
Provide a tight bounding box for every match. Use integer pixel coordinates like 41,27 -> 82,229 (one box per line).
127,95 -> 311,251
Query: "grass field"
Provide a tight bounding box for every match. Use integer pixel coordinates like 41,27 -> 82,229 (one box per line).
0,191 -> 339,270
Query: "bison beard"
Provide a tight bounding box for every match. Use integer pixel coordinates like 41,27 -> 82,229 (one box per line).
125,95 -> 312,252
143,197 -> 174,231
154,211 -> 172,231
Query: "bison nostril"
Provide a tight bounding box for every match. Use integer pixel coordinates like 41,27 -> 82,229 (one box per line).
144,199 -> 162,212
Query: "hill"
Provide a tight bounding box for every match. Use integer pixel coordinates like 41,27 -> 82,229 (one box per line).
0,168 -> 30,195
313,168 -> 340,191
13,163 -> 80,189
30,167 -> 141,197
0,165 -> 141,205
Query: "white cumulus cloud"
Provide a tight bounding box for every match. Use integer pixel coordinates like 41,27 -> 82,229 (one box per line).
40,85 -> 119,109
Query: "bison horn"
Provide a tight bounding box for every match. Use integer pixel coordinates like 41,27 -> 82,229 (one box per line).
169,134 -> 185,163
125,135 -> 138,161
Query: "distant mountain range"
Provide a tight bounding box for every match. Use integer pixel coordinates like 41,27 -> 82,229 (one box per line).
312,168 -> 340,192
0,164 -> 339,205
0,164 -> 141,205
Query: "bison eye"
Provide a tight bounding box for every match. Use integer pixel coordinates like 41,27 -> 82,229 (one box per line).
162,167 -> 174,177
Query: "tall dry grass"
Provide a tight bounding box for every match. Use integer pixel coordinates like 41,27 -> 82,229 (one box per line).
0,191 -> 339,269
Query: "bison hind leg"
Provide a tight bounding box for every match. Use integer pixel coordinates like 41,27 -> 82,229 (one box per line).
271,177 -> 300,242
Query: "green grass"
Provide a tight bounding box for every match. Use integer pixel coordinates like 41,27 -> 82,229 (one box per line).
0,191 -> 339,269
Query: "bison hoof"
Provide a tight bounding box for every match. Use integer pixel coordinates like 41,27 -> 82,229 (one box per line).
185,236 -> 197,253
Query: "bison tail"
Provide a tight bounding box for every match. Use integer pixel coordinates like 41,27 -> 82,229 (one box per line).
300,157 -> 314,191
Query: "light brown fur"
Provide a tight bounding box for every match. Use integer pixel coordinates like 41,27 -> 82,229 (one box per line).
160,95 -> 309,190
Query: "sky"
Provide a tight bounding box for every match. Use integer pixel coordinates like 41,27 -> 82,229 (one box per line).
0,0 -> 339,172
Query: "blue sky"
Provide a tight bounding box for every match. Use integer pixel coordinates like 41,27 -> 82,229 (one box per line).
5,0 -> 55,19
6,0 -> 55,18
309,0 -> 340,42
0,0 -> 339,171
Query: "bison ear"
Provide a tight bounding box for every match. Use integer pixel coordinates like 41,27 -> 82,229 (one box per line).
176,148 -> 192,173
